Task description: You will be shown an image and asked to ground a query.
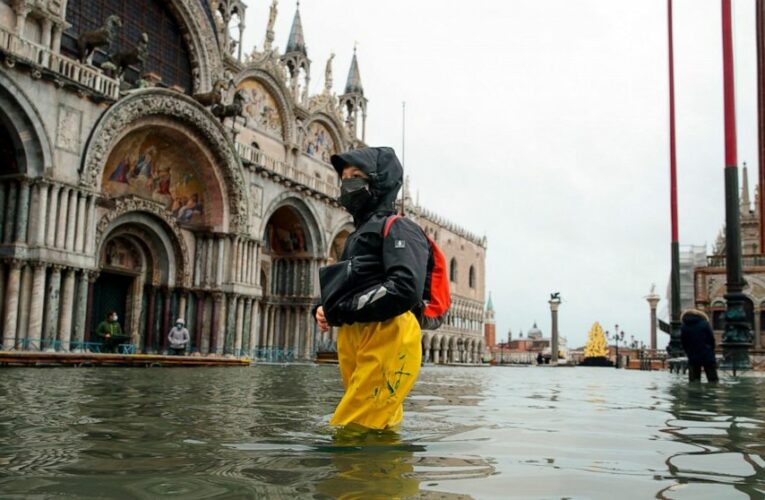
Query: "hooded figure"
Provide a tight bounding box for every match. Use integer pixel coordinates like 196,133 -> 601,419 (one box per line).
316,146 -> 430,430
680,309 -> 719,382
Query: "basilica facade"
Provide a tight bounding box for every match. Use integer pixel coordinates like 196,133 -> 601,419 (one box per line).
0,0 -> 486,362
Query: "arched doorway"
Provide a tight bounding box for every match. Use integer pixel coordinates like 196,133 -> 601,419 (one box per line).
92,213 -> 186,354
258,202 -> 322,361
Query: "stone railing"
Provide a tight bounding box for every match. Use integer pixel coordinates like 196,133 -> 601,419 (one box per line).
236,142 -> 340,199
706,254 -> 765,268
0,26 -> 120,100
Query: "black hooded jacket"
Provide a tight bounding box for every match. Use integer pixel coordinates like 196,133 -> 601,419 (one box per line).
680,312 -> 716,365
319,147 -> 430,326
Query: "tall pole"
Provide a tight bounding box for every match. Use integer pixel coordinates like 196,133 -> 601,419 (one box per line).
667,0 -> 683,357
757,0 -> 765,254
646,287 -> 660,351
549,296 -> 560,365
721,0 -> 753,371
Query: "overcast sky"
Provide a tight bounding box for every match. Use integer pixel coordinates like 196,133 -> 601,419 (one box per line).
242,0 -> 759,348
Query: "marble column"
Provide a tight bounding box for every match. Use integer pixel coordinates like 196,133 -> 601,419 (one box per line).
65,189 -> 77,250
55,187 -> 69,249
209,293 -> 222,355
160,287 -> 171,353
58,269 -> 76,351
27,262 -> 46,350
194,292 -> 205,354
249,300 -> 260,354
3,260 -> 21,351
30,182 -> 48,246
216,237 -> 225,286
44,266 -> 62,351
230,237 -> 240,283
235,297 -> 244,356
75,192 -> 87,253
84,195 -> 96,254
303,308 -> 313,360
241,298 -> 252,355
15,180 -> 30,243
72,270 -> 89,350
424,347 -> 430,364
4,181 -> 17,243
144,285 -> 157,353
15,264 -> 32,349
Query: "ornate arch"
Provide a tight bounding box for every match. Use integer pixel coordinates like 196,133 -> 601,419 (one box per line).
95,196 -> 191,287
81,88 -> 248,232
260,193 -> 326,257
0,71 -> 53,177
235,69 -> 296,143
303,113 -> 346,161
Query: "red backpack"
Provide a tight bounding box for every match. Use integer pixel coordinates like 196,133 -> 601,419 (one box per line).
384,215 -> 451,330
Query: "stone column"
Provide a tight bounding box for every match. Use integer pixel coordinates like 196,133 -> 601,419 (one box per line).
224,294 -> 236,355
230,237 -> 240,283
144,285 -> 157,353
75,192 -> 87,253
194,292 -> 205,354
65,188 -> 77,251
160,287 -> 172,353
549,298 -> 561,364
84,194 -> 96,254
27,262 -> 46,350
424,347 -> 430,364
13,3 -> 30,35
249,300 -> 260,353
52,23 -> 64,53
235,297 -> 244,356
55,187 -> 69,249
15,264 -> 32,349
44,266 -> 62,351
204,238 -> 214,287
15,180 -> 30,243
4,181 -> 17,243
754,308 -> 762,350
216,237 -> 225,286
73,270 -> 89,350
303,307 -> 313,360
646,291 -> 660,352
83,272 -> 98,344
30,182 -> 48,246
58,268 -> 76,351
3,260 -> 21,351
209,293 -> 222,355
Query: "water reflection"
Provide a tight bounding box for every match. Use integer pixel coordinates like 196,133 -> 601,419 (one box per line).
0,365 -> 763,498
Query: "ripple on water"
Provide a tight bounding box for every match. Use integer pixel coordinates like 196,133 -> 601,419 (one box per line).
0,365 -> 764,498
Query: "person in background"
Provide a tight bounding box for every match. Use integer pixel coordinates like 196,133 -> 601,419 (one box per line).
95,311 -> 125,353
167,318 -> 190,355
680,309 -> 719,383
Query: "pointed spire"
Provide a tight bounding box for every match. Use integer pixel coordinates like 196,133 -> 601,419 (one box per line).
286,1 -> 307,55
344,45 -> 363,95
741,162 -> 751,214
486,292 -> 494,311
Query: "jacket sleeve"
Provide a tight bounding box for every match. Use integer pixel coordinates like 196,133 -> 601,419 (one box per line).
338,218 -> 429,324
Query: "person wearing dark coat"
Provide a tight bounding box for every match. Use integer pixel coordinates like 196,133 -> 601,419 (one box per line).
314,146 -> 429,430
680,309 -> 719,383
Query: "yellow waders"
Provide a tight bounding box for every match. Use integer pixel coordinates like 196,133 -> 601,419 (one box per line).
330,311 -> 422,430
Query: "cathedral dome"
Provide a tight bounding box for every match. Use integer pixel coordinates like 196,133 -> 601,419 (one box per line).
527,322 -> 543,339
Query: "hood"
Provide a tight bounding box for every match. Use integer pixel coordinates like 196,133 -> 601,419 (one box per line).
331,147 -> 403,219
681,308 -> 709,325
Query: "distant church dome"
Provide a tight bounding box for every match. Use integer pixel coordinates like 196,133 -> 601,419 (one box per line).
527,322 -> 543,340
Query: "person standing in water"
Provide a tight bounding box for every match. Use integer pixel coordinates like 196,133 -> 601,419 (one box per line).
315,147 -> 429,430
680,309 -> 719,383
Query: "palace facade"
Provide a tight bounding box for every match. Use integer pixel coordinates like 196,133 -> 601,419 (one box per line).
0,0 -> 486,362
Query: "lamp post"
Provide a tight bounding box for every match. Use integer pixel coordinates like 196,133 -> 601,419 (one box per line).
607,326 -> 625,368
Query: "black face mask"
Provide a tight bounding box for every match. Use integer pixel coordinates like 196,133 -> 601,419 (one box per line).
338,177 -> 374,217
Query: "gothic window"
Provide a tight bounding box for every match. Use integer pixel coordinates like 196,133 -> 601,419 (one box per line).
63,0 -> 193,93
469,265 -> 476,289
450,258 -> 458,283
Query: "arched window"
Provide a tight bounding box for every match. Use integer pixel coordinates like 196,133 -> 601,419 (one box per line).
450,258 -> 458,283
63,0 -> 194,92
469,265 -> 476,289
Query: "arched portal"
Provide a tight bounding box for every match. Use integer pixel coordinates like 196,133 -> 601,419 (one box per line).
257,200 -> 322,360
92,212 -> 187,353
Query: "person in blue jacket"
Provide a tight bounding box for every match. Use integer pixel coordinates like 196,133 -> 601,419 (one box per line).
680,309 -> 719,383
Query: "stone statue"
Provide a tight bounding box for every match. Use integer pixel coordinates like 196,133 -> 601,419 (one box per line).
109,32 -> 149,79
324,52 -> 335,92
193,79 -> 226,107
78,14 -> 122,63
650,283 -> 656,295
267,0 -> 278,33
212,89 -> 246,122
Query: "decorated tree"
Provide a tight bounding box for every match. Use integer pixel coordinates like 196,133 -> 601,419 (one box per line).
584,322 -> 608,358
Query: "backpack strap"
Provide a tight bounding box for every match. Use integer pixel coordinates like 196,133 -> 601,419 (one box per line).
383,214 -> 401,238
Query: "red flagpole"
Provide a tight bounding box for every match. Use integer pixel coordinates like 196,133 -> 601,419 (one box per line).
722,0 -> 737,169
667,0 -> 682,356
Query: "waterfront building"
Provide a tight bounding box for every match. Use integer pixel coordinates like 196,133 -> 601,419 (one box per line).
0,0 -> 486,362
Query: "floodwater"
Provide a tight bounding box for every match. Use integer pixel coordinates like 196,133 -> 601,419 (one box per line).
0,365 -> 764,499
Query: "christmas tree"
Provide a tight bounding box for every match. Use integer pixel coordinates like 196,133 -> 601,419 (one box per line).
584,322 -> 608,358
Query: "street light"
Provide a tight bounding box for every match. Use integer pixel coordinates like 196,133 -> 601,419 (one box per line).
606,325 -> 625,368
